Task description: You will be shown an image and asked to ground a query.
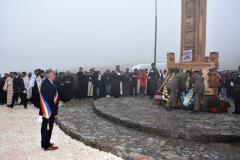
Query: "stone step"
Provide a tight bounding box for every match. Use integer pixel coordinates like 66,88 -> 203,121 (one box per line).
56,100 -> 240,160
94,97 -> 240,143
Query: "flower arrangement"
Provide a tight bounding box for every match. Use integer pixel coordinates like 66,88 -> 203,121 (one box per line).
154,73 -> 175,106
180,89 -> 194,109
205,96 -> 230,113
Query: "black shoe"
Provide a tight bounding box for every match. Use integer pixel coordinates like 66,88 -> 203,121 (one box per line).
7,105 -> 13,108
191,111 -> 201,114
43,145 -> 58,151
41,143 -> 54,149
164,107 -> 172,111
232,112 -> 240,114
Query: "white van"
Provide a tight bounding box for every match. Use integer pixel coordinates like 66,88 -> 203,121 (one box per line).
131,63 -> 167,72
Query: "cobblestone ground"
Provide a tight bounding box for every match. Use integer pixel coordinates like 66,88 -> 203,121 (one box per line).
95,97 -> 240,142
57,100 -> 240,160
0,104 -> 122,160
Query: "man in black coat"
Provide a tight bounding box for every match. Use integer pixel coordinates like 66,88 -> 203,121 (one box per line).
77,67 -> 85,100
91,68 -> 99,99
111,65 -> 122,98
9,72 -> 27,108
39,69 -> 59,151
62,71 -> 73,102
148,63 -> 160,98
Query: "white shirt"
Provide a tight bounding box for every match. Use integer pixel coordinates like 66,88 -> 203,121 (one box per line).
23,76 -> 29,90
28,74 -> 36,88
36,76 -> 45,91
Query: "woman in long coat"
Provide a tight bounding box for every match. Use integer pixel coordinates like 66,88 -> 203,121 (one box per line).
3,74 -> 13,106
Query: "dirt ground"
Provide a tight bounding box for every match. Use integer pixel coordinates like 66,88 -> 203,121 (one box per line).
0,104 -> 122,160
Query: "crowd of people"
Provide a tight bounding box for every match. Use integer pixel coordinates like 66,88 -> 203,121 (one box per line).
0,64 -> 168,108
0,64 -> 239,114
219,70 -> 240,114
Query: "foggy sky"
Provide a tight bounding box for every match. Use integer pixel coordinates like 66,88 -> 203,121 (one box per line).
0,0 -> 240,74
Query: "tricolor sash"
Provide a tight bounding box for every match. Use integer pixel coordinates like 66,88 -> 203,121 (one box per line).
54,92 -> 59,105
40,93 -> 51,119
40,91 -> 58,119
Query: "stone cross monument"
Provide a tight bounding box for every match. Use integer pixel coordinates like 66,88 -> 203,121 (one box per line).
167,0 -> 219,96
180,0 -> 207,63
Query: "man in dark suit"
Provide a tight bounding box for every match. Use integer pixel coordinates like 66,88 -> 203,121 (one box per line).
10,72 -> 27,108
40,69 -> 59,151
77,67 -> 85,100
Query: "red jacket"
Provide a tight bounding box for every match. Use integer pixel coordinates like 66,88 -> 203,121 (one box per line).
139,73 -> 148,87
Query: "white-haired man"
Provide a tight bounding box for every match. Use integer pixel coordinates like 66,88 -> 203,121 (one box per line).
39,69 -> 59,151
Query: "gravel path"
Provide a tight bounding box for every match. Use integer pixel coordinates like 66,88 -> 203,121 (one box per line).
0,104 -> 123,160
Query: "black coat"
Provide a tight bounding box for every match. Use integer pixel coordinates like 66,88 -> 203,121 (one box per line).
111,71 -> 122,98
13,77 -> 25,93
39,79 -> 59,116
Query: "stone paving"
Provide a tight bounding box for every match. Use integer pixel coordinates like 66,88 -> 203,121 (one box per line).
0,104 -> 122,160
94,97 -> 240,142
57,100 -> 240,160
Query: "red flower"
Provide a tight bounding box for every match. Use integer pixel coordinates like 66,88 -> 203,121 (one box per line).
211,107 -> 217,113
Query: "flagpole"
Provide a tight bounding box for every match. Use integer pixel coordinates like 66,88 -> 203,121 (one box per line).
154,0 -> 158,65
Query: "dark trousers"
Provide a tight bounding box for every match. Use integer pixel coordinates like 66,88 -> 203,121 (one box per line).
122,82 -> 129,96
3,91 -> 7,104
132,81 -> 138,95
149,81 -> 157,98
11,92 -> 27,108
41,116 -> 55,148
93,83 -> 99,99
140,86 -> 146,95
0,90 -> 4,105
234,101 -> 240,114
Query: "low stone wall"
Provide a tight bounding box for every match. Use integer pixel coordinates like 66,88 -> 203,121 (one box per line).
94,97 -> 240,143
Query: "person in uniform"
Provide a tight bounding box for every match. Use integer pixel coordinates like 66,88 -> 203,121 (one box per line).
39,69 -> 59,151
111,65 -> 122,98
148,63 -> 160,98
191,71 -> 205,112
165,71 -> 191,111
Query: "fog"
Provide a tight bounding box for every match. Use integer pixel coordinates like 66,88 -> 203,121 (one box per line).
0,0 -> 240,74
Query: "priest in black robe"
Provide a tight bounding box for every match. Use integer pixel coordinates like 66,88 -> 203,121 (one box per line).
77,67 -> 85,100
111,65 -> 122,98
62,72 -> 73,102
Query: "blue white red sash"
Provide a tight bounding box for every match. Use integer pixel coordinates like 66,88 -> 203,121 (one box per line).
40,93 -> 52,119
40,91 -> 58,119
